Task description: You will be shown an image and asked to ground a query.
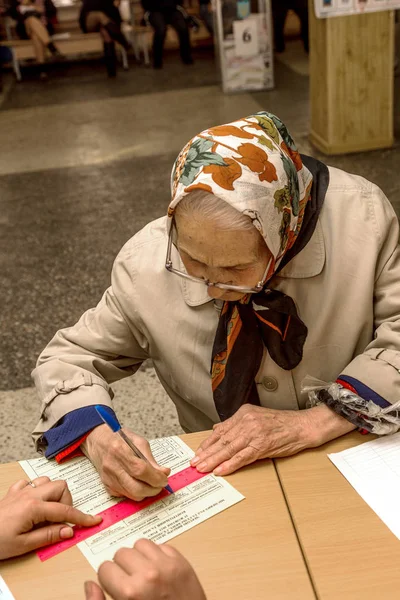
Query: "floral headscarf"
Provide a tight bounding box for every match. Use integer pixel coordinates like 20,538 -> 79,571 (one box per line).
167,112 -> 325,420
169,111 -> 313,274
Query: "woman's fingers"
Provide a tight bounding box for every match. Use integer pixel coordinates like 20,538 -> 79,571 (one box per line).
84,581 -> 106,600
122,457 -> 168,489
132,538 -> 164,561
18,523 -> 76,555
31,476 -> 51,487
7,479 -> 32,494
128,434 -> 171,477
106,434 -> 169,490
195,434 -> 249,473
7,477 -> 59,498
84,425 -> 170,501
113,545 -> 151,576
192,416 -> 239,462
97,560 -> 135,600
192,420 -> 250,473
213,446 -> 260,476
113,470 -> 164,502
192,429 -> 222,458
34,500 -> 102,528
31,480 -> 73,505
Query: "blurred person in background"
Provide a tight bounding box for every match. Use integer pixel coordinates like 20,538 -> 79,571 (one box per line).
7,0 -> 62,78
271,0 -> 308,53
79,0 -> 132,77
199,0 -> 212,35
141,0 -> 193,69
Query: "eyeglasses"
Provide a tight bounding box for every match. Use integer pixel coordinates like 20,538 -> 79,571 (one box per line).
165,220 -> 271,294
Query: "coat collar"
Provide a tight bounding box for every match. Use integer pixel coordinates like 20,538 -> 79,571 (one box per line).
180,219 -> 325,307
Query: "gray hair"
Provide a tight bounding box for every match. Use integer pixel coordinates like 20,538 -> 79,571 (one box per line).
174,190 -> 255,232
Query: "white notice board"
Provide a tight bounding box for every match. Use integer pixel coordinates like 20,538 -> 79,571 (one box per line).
314,0 -> 400,18
214,0 -> 274,93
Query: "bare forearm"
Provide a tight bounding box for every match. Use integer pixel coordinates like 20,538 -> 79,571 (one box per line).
304,404 -> 356,448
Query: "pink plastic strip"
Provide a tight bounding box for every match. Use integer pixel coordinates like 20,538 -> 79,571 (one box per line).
37,466 -> 207,561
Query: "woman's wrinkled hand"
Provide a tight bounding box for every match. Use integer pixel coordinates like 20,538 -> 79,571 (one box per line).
190,405 -> 316,476
0,477 -> 102,560
81,425 -> 171,502
84,539 -> 207,600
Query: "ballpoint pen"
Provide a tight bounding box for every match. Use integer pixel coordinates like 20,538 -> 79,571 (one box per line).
95,405 -> 174,494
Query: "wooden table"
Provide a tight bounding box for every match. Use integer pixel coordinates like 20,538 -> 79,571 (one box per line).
276,432 -> 400,600
0,432 -> 315,600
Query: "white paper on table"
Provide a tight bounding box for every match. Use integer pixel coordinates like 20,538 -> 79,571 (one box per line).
0,576 -> 15,600
19,436 -> 244,570
233,19 -> 259,58
19,437 -> 195,515
328,432 -> 400,539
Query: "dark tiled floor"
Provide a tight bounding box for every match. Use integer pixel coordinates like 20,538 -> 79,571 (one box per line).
0,152 -> 176,389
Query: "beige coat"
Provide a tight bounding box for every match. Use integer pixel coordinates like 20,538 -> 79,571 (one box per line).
32,166 -> 400,452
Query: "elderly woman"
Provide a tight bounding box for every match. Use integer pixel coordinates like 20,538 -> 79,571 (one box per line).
32,111 -> 400,501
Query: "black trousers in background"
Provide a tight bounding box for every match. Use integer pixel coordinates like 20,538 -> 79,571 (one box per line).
271,0 -> 309,53
148,9 -> 192,67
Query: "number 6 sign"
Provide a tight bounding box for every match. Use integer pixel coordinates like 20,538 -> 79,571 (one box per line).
233,19 -> 259,57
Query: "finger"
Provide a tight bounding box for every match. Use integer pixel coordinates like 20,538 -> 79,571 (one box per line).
125,458 -> 169,489
213,445 -> 260,476
98,561 -> 137,600
194,436 -> 248,473
134,538 -> 164,560
191,429 -> 223,464
84,581 -> 106,600
159,543 -> 181,558
7,479 -> 31,494
128,434 -> 171,476
158,544 -> 184,562
192,416 -> 239,460
113,546 -> 152,576
19,524 -> 76,554
108,438 -> 169,489
34,502 -> 102,528
53,480 -> 73,506
114,470 -> 164,501
31,480 -> 73,505
31,476 -> 51,487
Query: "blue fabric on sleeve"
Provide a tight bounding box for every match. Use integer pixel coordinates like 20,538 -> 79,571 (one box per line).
338,374 -> 391,408
44,405 -> 120,459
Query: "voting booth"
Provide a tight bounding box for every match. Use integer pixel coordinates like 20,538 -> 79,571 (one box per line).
213,0 -> 274,92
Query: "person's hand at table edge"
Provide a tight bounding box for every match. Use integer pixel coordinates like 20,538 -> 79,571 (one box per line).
190,404 -> 355,476
0,477 -> 102,560
81,424 -> 171,501
84,539 -> 207,600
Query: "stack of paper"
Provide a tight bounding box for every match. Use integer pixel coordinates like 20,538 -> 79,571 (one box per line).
329,432 -> 400,539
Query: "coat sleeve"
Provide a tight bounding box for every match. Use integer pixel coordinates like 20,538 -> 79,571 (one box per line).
32,244 -> 150,454
338,186 -> 400,406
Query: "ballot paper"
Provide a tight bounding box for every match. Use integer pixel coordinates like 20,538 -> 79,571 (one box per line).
19,436 -> 244,570
0,576 -> 15,600
328,433 -> 400,539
